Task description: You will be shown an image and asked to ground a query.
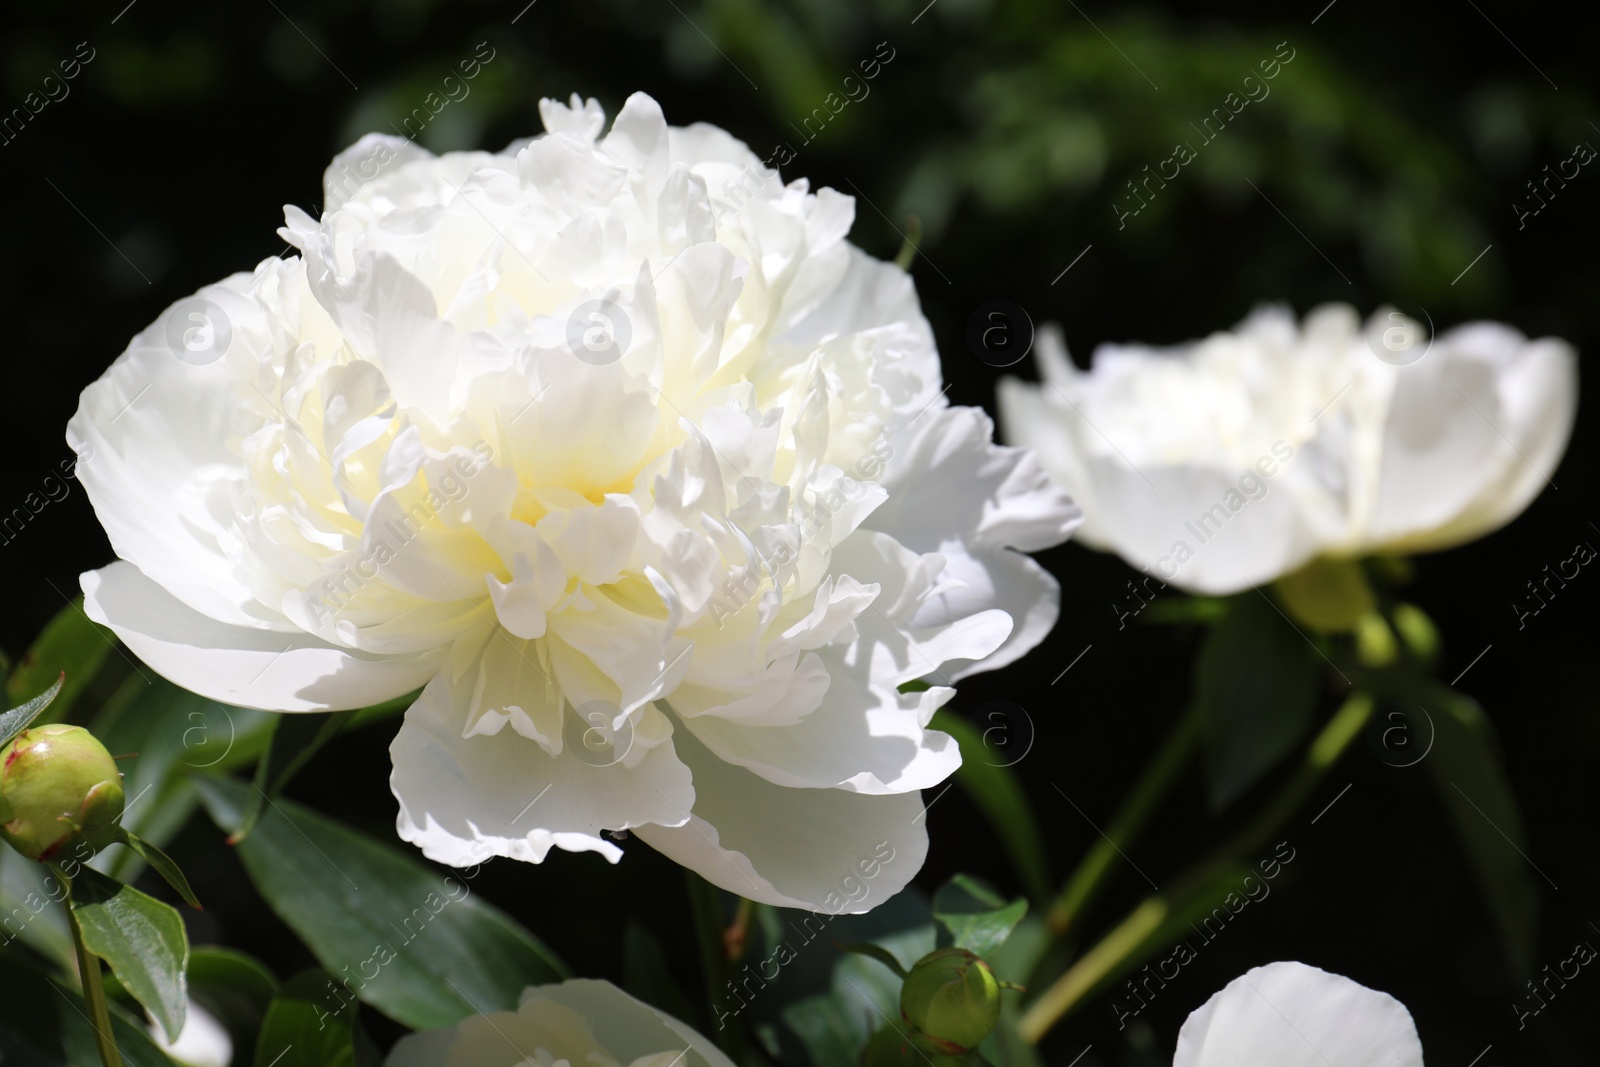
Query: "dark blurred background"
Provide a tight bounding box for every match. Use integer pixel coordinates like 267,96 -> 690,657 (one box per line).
1,0 -> 1596,1063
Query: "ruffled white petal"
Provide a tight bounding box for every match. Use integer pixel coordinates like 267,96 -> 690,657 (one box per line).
869,405 -> 1079,674
682,666 -> 960,793
391,668 -> 695,866
632,723 -> 928,911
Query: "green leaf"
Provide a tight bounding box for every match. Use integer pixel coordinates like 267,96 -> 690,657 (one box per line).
928,710 -> 1051,903
228,712 -> 343,845
119,830 -> 202,910
622,921 -> 697,1027
0,845 -> 75,969
6,598 -> 114,721
783,926 -> 935,1067
188,947 -> 279,1057
0,673 -> 64,750
0,953 -> 179,1067
68,866 -> 190,1042
931,875 -> 1028,958
194,776 -> 567,1030
254,970 -> 361,1067
979,917 -> 1047,1067
1355,670 -> 1540,976
232,697 -> 412,845
1421,682 -> 1540,976
352,1015 -> 384,1067
836,942 -> 910,980
89,679 -> 274,883
1195,594 -> 1321,809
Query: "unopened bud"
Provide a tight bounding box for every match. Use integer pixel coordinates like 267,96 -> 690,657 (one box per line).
899,948 -> 1001,1053
0,724 -> 125,862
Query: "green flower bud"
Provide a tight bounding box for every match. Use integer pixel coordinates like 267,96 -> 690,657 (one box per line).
0,724 -> 125,862
899,947 -> 1001,1053
1391,602 -> 1440,665
1354,611 -> 1398,667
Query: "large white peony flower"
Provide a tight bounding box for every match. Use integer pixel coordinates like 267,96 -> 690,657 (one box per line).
70,93 -> 1078,909
385,978 -> 733,1067
1174,962 -> 1423,1067
999,304 -> 1575,595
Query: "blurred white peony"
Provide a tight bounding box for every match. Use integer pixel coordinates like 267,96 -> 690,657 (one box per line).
70,92 -> 1078,909
150,1001 -> 232,1067
999,304 -> 1576,596
1174,962 -> 1423,1067
386,979 -> 733,1067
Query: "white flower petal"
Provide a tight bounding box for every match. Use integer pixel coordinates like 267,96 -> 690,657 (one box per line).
868,405 -> 1079,674
875,406 -> 1080,555
912,546 -> 1063,680
539,94 -> 607,143
1375,326 -> 1577,553
1175,962 -> 1424,1067
1366,349 -> 1508,546
391,669 -> 695,866
321,133 -> 433,211
149,1001 -> 232,1067
683,666 -> 960,793
829,530 -> 1016,684
83,561 -> 436,712
632,722 -> 927,911
67,273 -> 282,630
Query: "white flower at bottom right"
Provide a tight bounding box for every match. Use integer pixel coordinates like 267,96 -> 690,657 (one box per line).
1175,962 -> 1424,1067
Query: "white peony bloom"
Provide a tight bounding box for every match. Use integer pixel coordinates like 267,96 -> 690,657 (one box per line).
70,92 -> 1078,909
1175,962 -> 1423,1067
999,304 -> 1576,595
386,978 -> 733,1067
149,1001 -> 233,1067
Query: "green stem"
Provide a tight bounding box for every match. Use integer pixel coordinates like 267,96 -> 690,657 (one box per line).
685,871 -> 752,1064
56,867 -> 122,1067
893,215 -> 923,270
1046,703 -> 1203,936
1018,692 -> 1374,1044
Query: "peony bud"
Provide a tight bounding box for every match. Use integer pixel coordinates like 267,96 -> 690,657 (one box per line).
899,947 -> 1001,1053
0,724 -> 125,862
1390,602 -> 1440,665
